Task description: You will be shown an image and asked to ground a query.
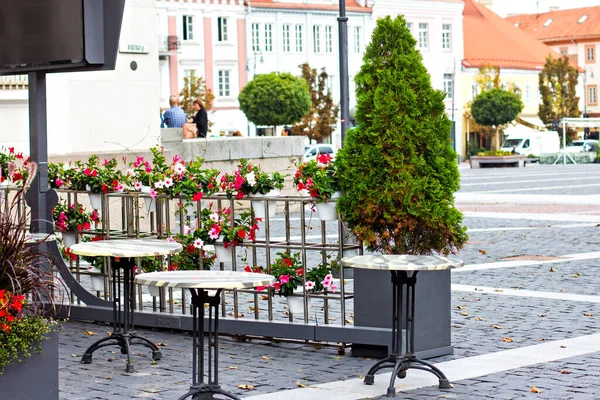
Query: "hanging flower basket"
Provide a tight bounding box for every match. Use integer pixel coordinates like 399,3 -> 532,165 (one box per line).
213,240 -> 233,263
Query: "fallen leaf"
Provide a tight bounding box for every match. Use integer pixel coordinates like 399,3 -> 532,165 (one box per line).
298,369 -> 303,372
230,355 -> 237,359
530,386 -> 542,393
71,354 -> 77,357
151,360 -> 158,365
221,346 -> 229,350
84,330 -> 96,336
571,273 -> 580,278
314,344 -> 323,350
560,345 -> 566,348
261,356 -> 270,360
501,337 -> 513,342
559,369 -> 571,374
460,312 -> 469,316
478,249 -> 487,255
494,289 -> 503,292
238,384 -> 254,390
537,314 -> 547,317
156,342 -> 168,347
583,313 -> 594,317
457,305 -> 467,310
359,374 -> 364,379
261,295 -> 269,300
296,381 -> 310,388
475,317 -> 483,321
228,366 -> 238,370
491,324 -> 503,329
539,338 -> 548,341
549,267 -> 556,272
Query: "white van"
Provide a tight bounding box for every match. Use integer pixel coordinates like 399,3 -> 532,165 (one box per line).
500,129 -> 560,156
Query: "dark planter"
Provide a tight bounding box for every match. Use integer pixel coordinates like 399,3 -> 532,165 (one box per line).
352,269 -> 452,359
0,329 -> 59,400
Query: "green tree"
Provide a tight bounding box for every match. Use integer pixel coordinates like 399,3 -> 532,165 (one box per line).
471,88 -> 524,148
179,71 -> 214,116
335,15 -> 467,255
238,72 -> 311,134
291,63 -> 339,143
538,55 -> 580,134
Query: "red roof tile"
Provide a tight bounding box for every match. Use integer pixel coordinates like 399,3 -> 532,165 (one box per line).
463,0 -> 558,70
506,6 -> 600,42
247,0 -> 371,13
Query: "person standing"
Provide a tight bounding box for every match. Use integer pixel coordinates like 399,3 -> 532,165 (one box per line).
192,99 -> 208,138
162,96 -> 187,128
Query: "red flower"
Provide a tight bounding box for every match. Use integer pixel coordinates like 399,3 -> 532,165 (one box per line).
283,258 -> 293,267
101,184 -> 109,194
192,191 -> 203,202
186,244 -> 195,254
244,266 -> 252,272
237,229 -> 246,239
12,172 -> 22,181
296,268 -> 304,276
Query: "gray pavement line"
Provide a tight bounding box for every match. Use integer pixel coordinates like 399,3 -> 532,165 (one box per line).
468,223 -> 599,232
455,193 -> 600,206
468,183 -> 600,194
452,284 -> 600,303
461,176 -> 600,187
460,170 -> 597,181
462,211 -> 600,222
456,251 -> 600,272
244,333 -> 600,400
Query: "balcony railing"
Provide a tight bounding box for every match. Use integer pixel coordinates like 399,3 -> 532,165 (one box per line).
0,75 -> 28,89
159,35 -> 181,55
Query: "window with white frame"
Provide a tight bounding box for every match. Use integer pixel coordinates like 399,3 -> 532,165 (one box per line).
418,23 -> 428,49
471,84 -> 478,100
407,22 -> 413,35
251,23 -> 260,52
183,15 -> 194,41
282,24 -> 291,52
265,23 -> 273,52
354,26 -> 361,53
313,25 -> 321,53
525,85 -> 532,104
183,69 -> 198,90
217,17 -> 228,42
218,70 -> 231,97
325,26 -> 333,53
443,74 -> 453,99
588,85 -> 597,104
442,24 -> 451,50
326,75 -> 334,94
295,25 -> 303,52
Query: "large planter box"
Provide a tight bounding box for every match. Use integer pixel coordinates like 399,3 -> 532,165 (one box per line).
352,269 -> 452,359
470,155 -> 525,168
0,330 -> 59,400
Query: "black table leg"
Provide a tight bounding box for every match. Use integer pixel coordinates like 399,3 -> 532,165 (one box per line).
364,271 -> 451,397
178,289 -> 241,400
81,257 -> 162,372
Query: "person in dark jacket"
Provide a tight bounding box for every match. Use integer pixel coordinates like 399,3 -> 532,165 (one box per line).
192,99 -> 208,138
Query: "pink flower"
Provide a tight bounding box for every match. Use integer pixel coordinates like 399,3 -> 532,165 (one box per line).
183,225 -> 191,235
166,236 -> 175,243
209,224 -> 221,239
55,178 -> 64,187
149,189 -> 156,199
234,172 -> 244,190
279,275 -> 290,284
173,154 -> 182,163
134,181 -> 142,190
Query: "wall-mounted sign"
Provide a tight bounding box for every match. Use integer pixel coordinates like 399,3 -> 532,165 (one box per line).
119,43 -> 150,54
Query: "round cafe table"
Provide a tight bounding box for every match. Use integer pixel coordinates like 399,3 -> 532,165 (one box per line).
341,254 -> 463,398
135,270 -> 275,400
69,238 -> 182,373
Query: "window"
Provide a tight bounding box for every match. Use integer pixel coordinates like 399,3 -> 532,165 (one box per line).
183,69 -> 197,90
264,24 -> 273,52
588,85 -> 597,105
313,25 -> 321,53
354,26 -> 361,53
544,18 -> 553,27
579,15 -> 588,24
586,45 -> 595,63
442,24 -> 451,50
407,22 -> 413,35
183,15 -> 194,41
295,25 -> 303,52
326,75 -> 334,93
523,139 -> 530,149
418,23 -> 428,49
559,47 -> 568,56
282,24 -> 291,52
443,74 -> 453,99
471,84 -> 478,100
218,70 -> 231,97
217,17 -> 228,42
251,23 -> 260,52
325,26 -> 333,53
525,85 -> 532,104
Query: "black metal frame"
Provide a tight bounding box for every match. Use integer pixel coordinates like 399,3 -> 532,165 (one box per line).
177,288 -> 240,400
80,257 -> 161,372
363,271 -> 451,397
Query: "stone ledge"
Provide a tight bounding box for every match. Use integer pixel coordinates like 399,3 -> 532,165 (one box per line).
470,155 -> 525,168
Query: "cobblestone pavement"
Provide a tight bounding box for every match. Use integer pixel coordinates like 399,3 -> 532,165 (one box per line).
58,165 -> 600,399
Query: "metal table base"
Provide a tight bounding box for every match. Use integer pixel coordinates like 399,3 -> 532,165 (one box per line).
364,271 -> 451,397
178,288 -> 240,400
80,258 -> 161,372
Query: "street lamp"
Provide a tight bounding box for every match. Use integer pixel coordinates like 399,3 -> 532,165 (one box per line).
245,52 -> 264,78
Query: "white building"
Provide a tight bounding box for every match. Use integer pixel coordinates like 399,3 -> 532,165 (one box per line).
477,0 -> 600,17
372,0 -> 465,158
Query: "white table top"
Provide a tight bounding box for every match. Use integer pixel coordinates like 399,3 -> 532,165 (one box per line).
69,239 -> 182,258
341,255 -> 463,271
135,271 -> 275,290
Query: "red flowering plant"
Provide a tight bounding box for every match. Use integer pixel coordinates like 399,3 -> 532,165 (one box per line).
48,161 -> 87,191
129,146 -> 169,194
169,156 -> 220,208
0,147 -> 32,187
165,233 -> 216,271
82,155 -> 126,194
264,251 -> 304,297
293,154 -> 340,203
52,201 -> 101,233
219,158 -> 286,200
204,206 -> 261,248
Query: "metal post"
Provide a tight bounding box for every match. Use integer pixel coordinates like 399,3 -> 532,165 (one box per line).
338,0 -> 350,146
563,120 -> 567,165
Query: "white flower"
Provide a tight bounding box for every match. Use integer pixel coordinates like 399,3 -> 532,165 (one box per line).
305,281 -> 316,290
154,180 -> 165,189
246,171 -> 257,187
134,181 -> 143,190
164,177 -> 174,187
209,212 -> 220,222
173,163 -> 186,174
193,238 -> 204,249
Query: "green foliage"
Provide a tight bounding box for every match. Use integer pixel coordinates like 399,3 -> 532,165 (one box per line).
0,314 -> 57,374
471,88 -> 524,127
335,15 -> 467,255
269,251 -> 304,297
179,71 -> 214,116
293,155 -> 339,203
238,72 -> 311,128
476,150 -> 514,156
538,55 -> 580,130
291,63 -> 339,142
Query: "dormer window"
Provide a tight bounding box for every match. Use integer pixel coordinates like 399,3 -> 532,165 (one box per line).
544,18 -> 553,27
514,22 -> 520,27
579,15 -> 588,24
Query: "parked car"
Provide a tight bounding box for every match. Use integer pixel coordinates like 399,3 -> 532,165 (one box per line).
564,139 -> 599,153
302,144 -> 336,162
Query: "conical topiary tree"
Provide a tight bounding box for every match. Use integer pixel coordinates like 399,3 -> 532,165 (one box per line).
335,15 -> 467,256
